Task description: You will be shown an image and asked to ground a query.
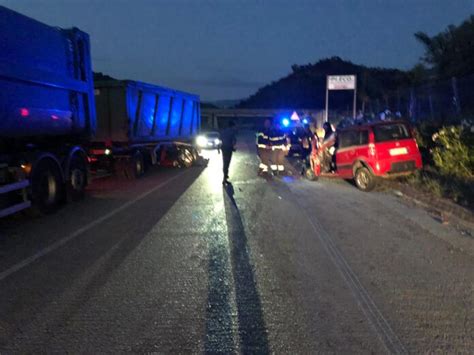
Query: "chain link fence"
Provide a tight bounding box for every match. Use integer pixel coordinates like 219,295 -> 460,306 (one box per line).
383,74 -> 474,125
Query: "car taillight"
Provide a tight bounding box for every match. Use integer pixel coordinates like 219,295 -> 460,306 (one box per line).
368,143 -> 376,157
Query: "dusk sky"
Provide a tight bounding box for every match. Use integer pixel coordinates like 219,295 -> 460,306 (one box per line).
2,0 -> 473,101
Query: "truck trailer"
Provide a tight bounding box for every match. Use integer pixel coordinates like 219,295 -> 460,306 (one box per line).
90,80 -> 200,178
0,6 -> 96,217
0,6 -> 202,218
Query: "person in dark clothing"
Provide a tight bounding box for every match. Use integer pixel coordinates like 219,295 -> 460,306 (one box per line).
220,121 -> 237,184
269,122 -> 288,175
322,122 -> 336,172
300,124 -> 315,160
323,122 -> 335,141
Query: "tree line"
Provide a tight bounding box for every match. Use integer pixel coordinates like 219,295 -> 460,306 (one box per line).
237,14 -> 474,113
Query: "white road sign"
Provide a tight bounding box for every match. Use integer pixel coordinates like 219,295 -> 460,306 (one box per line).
327,75 -> 356,90
325,74 -> 357,121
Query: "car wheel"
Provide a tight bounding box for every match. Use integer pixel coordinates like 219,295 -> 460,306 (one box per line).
354,166 -> 376,192
304,167 -> 317,181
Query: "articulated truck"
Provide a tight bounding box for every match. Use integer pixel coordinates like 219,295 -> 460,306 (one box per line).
90,80 -> 200,178
0,6 -> 200,217
0,6 -> 96,217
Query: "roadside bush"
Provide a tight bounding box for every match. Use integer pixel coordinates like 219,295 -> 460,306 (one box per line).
423,174 -> 444,198
431,126 -> 473,179
414,122 -> 436,149
403,124 -> 474,208
403,169 -> 473,207
413,122 -> 440,165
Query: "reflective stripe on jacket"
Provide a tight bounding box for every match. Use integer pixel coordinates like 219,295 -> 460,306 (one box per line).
256,129 -> 271,148
269,128 -> 287,149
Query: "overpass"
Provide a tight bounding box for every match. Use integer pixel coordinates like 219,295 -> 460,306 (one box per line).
200,108 -> 325,129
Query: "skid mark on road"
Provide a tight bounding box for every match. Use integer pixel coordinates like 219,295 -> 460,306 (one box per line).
303,212 -> 407,354
275,182 -> 407,354
0,170 -> 189,283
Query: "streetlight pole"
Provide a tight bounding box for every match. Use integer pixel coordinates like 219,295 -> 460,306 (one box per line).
353,75 -> 357,118
325,75 -> 329,122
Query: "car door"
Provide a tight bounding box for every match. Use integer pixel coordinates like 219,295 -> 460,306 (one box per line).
336,130 -> 358,177
354,129 -> 370,163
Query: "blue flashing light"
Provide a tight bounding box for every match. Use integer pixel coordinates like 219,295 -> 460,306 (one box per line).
282,118 -> 290,127
302,118 -> 309,125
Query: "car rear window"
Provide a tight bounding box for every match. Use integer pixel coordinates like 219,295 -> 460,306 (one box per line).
373,124 -> 411,142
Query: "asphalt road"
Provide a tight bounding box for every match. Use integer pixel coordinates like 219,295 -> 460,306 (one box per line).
0,132 -> 472,353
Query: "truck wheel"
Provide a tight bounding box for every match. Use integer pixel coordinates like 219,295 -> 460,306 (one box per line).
127,151 -> 145,179
191,147 -> 199,162
178,147 -> 194,168
354,167 -> 376,192
67,153 -> 88,201
30,158 -> 63,214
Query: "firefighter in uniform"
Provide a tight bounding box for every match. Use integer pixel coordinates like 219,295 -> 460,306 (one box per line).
256,118 -> 272,176
269,122 -> 288,175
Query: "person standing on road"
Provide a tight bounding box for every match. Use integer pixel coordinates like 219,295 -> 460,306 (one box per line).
300,124 -> 315,161
269,121 -> 288,175
321,122 -> 336,172
256,118 -> 272,177
220,120 -> 237,184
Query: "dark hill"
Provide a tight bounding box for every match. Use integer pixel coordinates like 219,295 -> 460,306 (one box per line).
237,57 -> 410,111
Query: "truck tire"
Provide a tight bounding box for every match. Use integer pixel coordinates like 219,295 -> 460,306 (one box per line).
190,147 -> 199,162
126,151 -> 145,179
30,157 -> 64,214
354,167 -> 376,192
67,152 -> 88,202
178,147 -> 194,168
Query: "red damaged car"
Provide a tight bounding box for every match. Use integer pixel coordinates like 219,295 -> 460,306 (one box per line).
307,121 -> 423,191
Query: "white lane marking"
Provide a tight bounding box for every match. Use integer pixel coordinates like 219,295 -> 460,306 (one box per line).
0,170 -> 189,283
292,193 -> 407,354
